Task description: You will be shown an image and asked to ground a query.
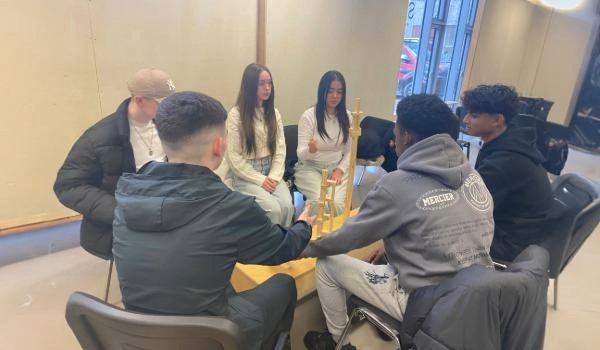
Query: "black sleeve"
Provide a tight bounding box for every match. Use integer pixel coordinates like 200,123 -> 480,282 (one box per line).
53,134 -> 116,225
225,195 -> 312,265
476,157 -> 510,209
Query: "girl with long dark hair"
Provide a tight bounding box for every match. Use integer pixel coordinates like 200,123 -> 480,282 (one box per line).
225,63 -> 294,226
295,70 -> 351,215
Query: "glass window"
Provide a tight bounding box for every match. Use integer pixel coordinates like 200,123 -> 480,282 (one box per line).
424,28 -> 440,93
433,0 -> 443,19
396,0 -> 426,98
454,33 -> 471,97
395,0 -> 479,105
467,0 -> 477,26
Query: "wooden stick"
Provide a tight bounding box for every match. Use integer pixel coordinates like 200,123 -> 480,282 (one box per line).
316,169 -> 329,237
343,98 -> 363,219
327,179 -> 337,232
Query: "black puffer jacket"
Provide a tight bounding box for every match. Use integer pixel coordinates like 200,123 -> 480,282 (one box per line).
54,99 -> 135,259
475,127 -> 553,261
403,245 -> 549,350
113,162 -> 312,350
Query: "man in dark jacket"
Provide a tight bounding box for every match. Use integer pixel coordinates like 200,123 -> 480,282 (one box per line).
462,84 -> 553,261
53,68 -> 176,259
112,91 -> 314,350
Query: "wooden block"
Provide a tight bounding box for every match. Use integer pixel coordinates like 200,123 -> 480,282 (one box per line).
231,209 -> 381,300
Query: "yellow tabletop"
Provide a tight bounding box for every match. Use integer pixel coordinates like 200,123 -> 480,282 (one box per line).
231,209 -> 380,300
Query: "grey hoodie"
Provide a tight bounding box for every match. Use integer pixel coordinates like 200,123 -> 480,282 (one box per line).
301,134 -> 494,292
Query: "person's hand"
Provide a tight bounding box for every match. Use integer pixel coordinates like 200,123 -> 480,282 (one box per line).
329,168 -> 343,185
261,177 -> 278,193
367,245 -> 386,264
298,204 -> 316,225
308,137 -> 318,153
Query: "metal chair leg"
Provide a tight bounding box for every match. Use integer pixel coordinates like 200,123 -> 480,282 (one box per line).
335,308 -> 361,350
553,278 -> 558,310
104,258 -> 114,302
336,306 -> 401,350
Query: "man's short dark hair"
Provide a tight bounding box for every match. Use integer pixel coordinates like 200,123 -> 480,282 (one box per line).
461,84 -> 520,125
395,94 -> 459,141
155,91 -> 227,145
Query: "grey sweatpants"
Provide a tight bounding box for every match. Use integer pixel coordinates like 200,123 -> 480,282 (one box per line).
315,254 -> 408,340
294,160 -> 348,216
232,157 -> 295,226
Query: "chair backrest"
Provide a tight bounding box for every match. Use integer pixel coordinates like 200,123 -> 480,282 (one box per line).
518,96 -> 553,122
66,292 -> 244,350
403,245 -> 549,350
283,124 -> 298,182
542,174 -> 600,278
511,114 -> 570,175
357,116 -> 394,160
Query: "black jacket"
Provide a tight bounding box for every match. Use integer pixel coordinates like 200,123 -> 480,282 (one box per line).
402,245 -> 549,350
475,127 -> 553,261
112,162 -> 311,316
54,99 -> 135,259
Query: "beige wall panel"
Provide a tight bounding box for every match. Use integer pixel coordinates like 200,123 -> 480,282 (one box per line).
1,0 -> 256,229
467,0 -> 535,88
266,0 -> 406,125
0,0 -> 99,228
90,0 -> 256,113
469,0 -> 599,126
516,7 -> 553,94
528,8 -> 599,125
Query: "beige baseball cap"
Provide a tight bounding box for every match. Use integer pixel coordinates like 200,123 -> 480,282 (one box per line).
127,68 -> 176,100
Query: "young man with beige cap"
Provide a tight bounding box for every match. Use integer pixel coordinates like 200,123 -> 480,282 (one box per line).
54,68 -> 176,261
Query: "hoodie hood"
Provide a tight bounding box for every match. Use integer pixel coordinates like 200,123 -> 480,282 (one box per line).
479,127 -> 544,164
115,162 -> 227,232
396,134 -> 470,190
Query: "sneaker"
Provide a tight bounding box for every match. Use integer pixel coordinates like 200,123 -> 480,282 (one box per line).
303,330 -> 357,350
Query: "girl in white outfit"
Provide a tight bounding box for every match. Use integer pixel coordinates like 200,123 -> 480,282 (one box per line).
226,63 -> 294,226
295,71 -> 351,216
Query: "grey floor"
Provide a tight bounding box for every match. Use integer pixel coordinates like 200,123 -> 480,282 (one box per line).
1,138 -> 599,349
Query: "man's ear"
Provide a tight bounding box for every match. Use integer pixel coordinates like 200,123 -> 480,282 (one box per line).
212,135 -> 226,158
495,113 -> 506,127
131,95 -> 144,106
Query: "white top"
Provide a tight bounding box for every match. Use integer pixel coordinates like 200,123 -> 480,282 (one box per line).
297,107 -> 351,172
128,119 -> 166,171
226,106 -> 286,185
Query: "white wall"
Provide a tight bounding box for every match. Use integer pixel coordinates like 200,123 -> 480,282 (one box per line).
0,0 -> 256,229
267,0 -> 406,125
0,0 -> 406,229
466,0 -> 599,125
524,3 -> 599,124
467,0 -> 537,87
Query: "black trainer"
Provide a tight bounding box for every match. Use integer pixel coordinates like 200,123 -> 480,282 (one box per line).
303,330 -> 357,350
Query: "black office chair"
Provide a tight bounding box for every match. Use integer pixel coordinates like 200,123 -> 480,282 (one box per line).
66,291 -> 245,350
82,239 -> 114,303
79,227 -> 115,303
337,246 -> 549,350
357,116 -> 395,182
518,96 -> 554,122
512,114 -> 570,175
541,173 -> 600,309
283,124 -> 300,202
